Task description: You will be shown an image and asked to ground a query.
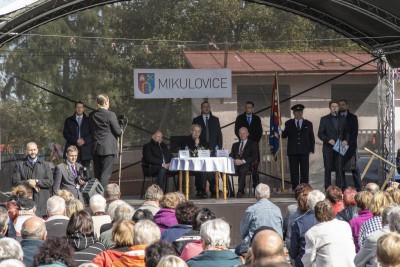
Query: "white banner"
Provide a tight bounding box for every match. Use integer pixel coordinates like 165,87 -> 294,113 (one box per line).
133,68 -> 232,99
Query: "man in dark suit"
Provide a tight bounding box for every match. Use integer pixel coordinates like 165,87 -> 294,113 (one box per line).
192,101 -> 222,198
63,100 -> 92,177
318,101 -> 347,190
89,94 -> 122,187
234,101 -> 263,188
12,142 -> 54,217
53,145 -> 86,204
182,124 -> 210,198
229,127 -> 259,198
282,104 -> 315,190
142,130 -> 173,189
338,99 -> 362,191
191,101 -> 223,152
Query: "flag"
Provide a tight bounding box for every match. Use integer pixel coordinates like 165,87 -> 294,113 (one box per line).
269,73 -> 280,160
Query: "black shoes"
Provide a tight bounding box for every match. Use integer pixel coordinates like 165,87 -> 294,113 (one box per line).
236,191 -> 244,198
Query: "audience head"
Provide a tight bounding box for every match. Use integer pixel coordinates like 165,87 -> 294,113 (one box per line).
294,183 -> 313,200
0,238 -> 23,261
66,210 -> 94,236
134,220 -> 161,246
325,185 -> 343,204
160,193 -> 180,209
251,229 -> 286,265
387,188 -> 400,204
200,218 -> 231,249
192,208 -> 216,231
388,205 -> 400,233
306,190 -> 326,210
174,192 -> 186,204
0,207 -> 9,235
79,264 -> 98,267
90,194 -> 107,213
33,237 -> 75,267
107,200 -> 126,221
58,189 -> 75,202
355,191 -> 373,211
343,188 -> 357,207
17,197 -> 36,215
113,203 -> 135,222
112,219 -> 135,247
175,201 -> 199,225
377,232 -> 400,267
370,191 -> 393,216
46,196 -> 66,216
10,184 -> 33,199
0,259 -> 25,267
365,183 -> 380,194
65,198 -> 84,218
315,200 -> 335,222
382,204 -> 398,227
21,216 -> 46,240
255,183 -> 270,200
145,240 -> 176,267
156,255 -> 188,267
104,183 -> 121,202
145,184 -> 164,202
132,209 -> 154,223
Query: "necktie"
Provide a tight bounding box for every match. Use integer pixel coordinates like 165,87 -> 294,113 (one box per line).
77,117 -> 82,138
239,141 -> 244,155
247,116 -> 251,125
205,116 -> 210,143
77,117 -> 82,126
296,120 -> 301,131
333,116 -> 338,130
72,164 -> 77,177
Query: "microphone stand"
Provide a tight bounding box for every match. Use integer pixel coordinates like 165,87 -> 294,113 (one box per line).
117,116 -> 128,187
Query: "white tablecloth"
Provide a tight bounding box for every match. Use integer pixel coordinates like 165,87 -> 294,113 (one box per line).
169,157 -> 235,174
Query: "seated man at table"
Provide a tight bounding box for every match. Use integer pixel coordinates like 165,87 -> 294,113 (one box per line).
229,127 -> 258,198
143,130 -> 174,190
182,124 -> 214,198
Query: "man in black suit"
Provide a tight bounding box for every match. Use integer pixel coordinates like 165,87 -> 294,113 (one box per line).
182,124 -> 210,198
230,127 -> 258,198
142,130 -> 173,189
53,145 -> 86,204
282,104 -> 315,190
89,94 -> 122,187
191,101 -> 223,152
63,100 -> 92,177
12,142 -> 54,217
318,101 -> 347,190
234,101 -> 263,188
338,99 -> 362,191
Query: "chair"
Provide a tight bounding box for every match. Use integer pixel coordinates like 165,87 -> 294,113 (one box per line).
140,164 -> 178,199
228,161 -> 259,197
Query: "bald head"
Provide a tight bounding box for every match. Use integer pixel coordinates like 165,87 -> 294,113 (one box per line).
251,229 -> 285,264
365,183 -> 379,194
21,216 -> 46,240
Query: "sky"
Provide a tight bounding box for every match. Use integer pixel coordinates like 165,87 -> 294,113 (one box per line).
0,0 -> 17,8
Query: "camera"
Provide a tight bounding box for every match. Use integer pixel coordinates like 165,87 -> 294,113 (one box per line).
77,167 -> 89,182
117,115 -> 128,128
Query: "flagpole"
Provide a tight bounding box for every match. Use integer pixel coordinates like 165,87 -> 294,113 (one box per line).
275,73 -> 285,191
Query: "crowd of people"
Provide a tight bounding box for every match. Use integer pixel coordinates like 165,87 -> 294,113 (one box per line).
0,181 -> 399,266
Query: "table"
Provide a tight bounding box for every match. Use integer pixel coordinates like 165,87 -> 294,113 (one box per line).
169,157 -> 235,200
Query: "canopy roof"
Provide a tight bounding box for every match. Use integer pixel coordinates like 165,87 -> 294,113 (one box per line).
0,0 -> 399,66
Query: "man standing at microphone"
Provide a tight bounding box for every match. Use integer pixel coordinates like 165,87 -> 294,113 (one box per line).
142,130 -> 173,190
89,94 -> 122,188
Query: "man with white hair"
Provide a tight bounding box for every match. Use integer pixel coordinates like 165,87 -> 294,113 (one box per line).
354,204 -> 399,267
289,189 -> 325,267
111,220 -> 161,267
139,184 -> 163,215
187,218 -> 242,267
0,237 -> 23,262
45,196 -> 69,238
90,194 -> 111,237
104,183 -> 121,204
238,183 -> 283,255
364,183 -> 379,195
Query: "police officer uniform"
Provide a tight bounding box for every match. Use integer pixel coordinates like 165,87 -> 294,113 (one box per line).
282,104 -> 315,190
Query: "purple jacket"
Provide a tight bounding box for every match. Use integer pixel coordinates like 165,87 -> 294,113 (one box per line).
349,209 -> 373,252
154,208 -> 178,232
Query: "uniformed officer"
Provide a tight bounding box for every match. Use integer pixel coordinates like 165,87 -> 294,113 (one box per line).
282,104 -> 315,190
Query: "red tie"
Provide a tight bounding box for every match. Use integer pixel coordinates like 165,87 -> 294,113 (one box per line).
239,141 -> 244,155
72,164 -> 77,176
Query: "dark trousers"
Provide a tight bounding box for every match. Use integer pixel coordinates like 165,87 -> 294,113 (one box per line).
339,152 -> 362,191
148,166 -> 168,190
235,163 -> 251,193
93,154 -> 114,188
194,172 -> 216,194
323,150 -> 341,190
288,154 -> 309,190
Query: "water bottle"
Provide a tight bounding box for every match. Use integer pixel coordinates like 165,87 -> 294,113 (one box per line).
185,145 -> 189,151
